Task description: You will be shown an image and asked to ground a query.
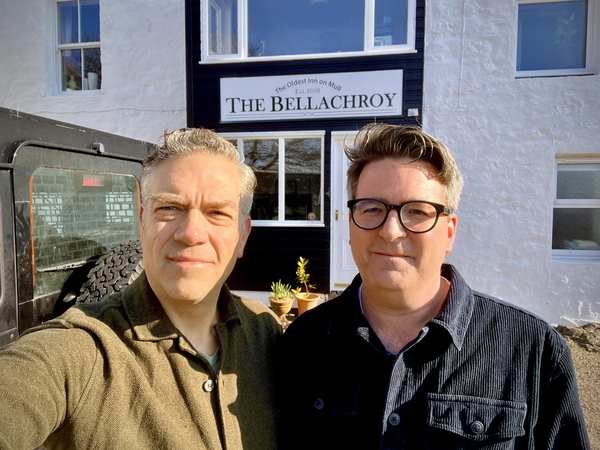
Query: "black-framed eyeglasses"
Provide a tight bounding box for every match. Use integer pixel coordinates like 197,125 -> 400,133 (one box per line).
347,198 -> 451,233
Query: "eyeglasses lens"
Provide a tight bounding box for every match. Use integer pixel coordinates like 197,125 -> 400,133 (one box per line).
352,200 -> 440,232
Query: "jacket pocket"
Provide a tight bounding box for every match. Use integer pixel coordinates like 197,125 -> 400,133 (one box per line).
427,393 -> 526,442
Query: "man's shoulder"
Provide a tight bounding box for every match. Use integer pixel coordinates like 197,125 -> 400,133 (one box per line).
470,291 -> 564,342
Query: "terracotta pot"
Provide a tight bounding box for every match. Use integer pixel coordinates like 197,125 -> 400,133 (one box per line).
269,297 -> 294,323
295,292 -> 319,316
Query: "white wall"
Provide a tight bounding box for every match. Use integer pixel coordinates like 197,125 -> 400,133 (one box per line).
423,1 -> 600,326
0,0 -> 186,143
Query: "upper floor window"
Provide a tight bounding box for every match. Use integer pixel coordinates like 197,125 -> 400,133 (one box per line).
202,0 -> 416,63
552,159 -> 600,260
224,132 -> 324,226
517,0 -> 592,77
57,0 -> 101,91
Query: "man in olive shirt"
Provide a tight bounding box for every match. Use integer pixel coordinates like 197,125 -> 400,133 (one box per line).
0,128 -> 282,449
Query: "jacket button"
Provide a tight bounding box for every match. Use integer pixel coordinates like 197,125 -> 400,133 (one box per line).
388,413 -> 401,426
314,398 -> 325,410
203,380 -> 215,392
470,420 -> 485,434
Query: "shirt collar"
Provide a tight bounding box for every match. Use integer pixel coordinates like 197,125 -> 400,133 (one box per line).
328,263 -> 474,351
123,271 -> 242,342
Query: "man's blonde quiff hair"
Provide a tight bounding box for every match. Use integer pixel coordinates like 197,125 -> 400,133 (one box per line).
345,123 -> 463,212
142,128 -> 257,217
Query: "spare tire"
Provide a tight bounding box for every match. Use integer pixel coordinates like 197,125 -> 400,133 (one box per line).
77,239 -> 144,303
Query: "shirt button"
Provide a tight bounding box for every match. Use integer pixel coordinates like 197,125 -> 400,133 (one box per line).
388,413 -> 401,426
314,398 -> 325,410
203,379 -> 215,392
470,420 -> 485,434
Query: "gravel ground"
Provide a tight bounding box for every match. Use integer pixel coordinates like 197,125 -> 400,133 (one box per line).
558,322 -> 600,449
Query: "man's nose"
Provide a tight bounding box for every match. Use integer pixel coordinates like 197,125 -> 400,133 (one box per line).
378,209 -> 407,241
174,210 -> 209,245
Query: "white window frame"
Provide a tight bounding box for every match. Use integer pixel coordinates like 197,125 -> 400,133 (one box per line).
221,131 -> 325,227
200,0 -> 417,64
552,156 -> 600,261
516,0 -> 596,78
56,0 -> 101,92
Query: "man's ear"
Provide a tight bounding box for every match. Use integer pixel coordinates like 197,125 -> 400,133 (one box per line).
139,204 -> 145,238
445,214 -> 458,255
237,216 -> 252,258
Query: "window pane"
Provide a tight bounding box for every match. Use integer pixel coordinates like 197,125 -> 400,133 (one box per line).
58,1 -> 79,44
375,0 -> 408,46
557,164 -> 600,199
83,47 -> 101,89
62,49 -> 82,90
285,138 -> 321,221
31,168 -> 140,296
245,139 -> 279,220
552,208 -> 600,249
209,0 -> 238,55
248,0 -> 363,57
517,1 -> 587,71
80,0 -> 100,42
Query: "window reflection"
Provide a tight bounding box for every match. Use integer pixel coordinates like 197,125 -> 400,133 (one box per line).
517,1 -> 587,71
285,138 -> 321,221
245,139 -> 279,220
234,136 -> 323,223
248,0 -> 364,57
58,0 -> 101,91
375,0 -> 408,46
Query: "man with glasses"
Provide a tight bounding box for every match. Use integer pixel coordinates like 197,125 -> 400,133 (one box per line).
277,123 -> 589,449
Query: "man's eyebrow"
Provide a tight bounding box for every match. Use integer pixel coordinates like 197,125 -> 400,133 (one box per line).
150,193 -> 188,206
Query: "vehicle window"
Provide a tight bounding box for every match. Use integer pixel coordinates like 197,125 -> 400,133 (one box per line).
31,167 -> 140,296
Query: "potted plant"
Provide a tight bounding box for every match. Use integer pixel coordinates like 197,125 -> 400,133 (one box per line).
293,256 -> 319,316
269,279 -> 294,325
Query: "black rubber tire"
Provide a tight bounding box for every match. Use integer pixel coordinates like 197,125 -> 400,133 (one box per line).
76,239 -> 144,303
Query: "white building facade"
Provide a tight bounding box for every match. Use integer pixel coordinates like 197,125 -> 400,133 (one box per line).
0,0 -> 187,142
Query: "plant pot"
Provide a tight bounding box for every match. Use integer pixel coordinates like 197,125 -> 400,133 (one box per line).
295,292 -> 319,316
269,297 -> 294,323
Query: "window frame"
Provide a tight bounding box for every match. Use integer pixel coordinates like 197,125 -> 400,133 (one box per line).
221,131 -> 326,227
516,0 -> 595,78
56,0 -> 101,92
552,156 -> 600,261
200,0 -> 417,64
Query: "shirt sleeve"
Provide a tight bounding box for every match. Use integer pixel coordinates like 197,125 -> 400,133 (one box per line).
536,333 -> 591,449
0,327 -> 99,449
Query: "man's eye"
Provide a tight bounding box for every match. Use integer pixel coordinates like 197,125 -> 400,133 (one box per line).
360,204 -> 384,214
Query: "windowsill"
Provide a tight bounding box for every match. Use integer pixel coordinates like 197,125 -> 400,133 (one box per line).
200,48 -> 418,65
252,221 -> 325,228
552,251 -> 600,262
516,68 -> 595,78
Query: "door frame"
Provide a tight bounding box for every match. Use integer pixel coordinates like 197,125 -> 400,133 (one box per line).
330,131 -> 358,291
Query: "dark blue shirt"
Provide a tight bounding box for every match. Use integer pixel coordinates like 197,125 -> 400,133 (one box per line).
277,264 -> 589,449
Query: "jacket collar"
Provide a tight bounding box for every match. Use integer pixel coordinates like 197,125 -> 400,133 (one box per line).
328,264 -> 474,351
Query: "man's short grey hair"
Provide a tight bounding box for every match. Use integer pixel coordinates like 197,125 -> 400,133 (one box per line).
344,123 -> 463,212
142,128 -> 257,217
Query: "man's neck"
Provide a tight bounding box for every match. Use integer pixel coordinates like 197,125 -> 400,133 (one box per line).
160,295 -> 222,356
360,277 -> 450,355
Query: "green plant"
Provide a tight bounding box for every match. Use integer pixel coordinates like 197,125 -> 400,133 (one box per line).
270,279 -> 293,301
293,256 -> 316,295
